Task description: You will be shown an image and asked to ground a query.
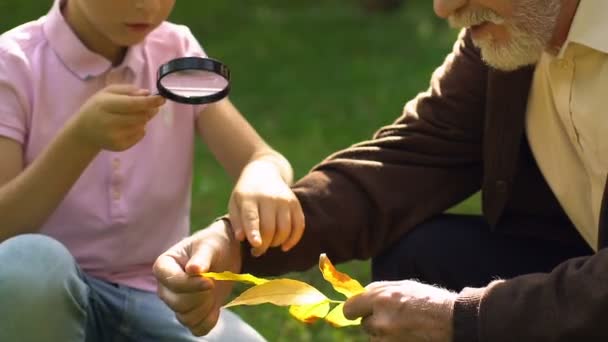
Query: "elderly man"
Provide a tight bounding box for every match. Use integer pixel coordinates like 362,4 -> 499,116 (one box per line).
154,0 -> 608,340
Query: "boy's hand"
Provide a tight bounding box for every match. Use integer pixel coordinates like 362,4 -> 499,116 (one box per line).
228,160 -> 305,257
69,84 -> 165,151
154,219 -> 241,336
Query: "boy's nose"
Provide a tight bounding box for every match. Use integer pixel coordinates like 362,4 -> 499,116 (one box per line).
433,0 -> 467,18
135,0 -> 160,13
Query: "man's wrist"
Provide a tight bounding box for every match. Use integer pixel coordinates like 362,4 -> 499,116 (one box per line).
453,287 -> 485,342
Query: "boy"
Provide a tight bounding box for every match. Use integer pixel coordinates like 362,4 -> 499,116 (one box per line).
0,0 -> 304,341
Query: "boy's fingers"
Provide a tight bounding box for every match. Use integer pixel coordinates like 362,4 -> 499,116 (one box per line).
110,109 -> 157,127
251,201 -> 275,257
105,84 -> 141,94
239,200 -> 262,248
228,200 -> 245,241
104,93 -> 165,114
271,205 -> 290,247
282,200 -> 305,251
185,239 -> 218,275
153,255 -> 211,293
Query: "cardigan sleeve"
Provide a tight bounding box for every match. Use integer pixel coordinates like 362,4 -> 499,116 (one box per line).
242,29 -> 489,275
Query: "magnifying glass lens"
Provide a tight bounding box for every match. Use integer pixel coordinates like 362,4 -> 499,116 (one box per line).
156,57 -> 231,105
159,70 -> 228,98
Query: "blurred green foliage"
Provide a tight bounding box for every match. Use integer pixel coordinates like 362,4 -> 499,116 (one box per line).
1,1 -> 479,341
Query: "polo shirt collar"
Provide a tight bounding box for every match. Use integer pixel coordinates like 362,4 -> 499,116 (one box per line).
42,0 -> 145,80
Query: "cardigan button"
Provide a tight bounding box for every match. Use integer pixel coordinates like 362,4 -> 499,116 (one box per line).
495,180 -> 508,194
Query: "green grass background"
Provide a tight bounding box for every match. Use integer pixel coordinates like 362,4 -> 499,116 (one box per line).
1,1 -> 480,340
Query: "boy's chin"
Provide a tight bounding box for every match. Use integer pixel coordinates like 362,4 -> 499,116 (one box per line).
114,36 -> 147,48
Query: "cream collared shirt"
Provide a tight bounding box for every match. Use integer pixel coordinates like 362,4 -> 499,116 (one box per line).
526,0 -> 608,250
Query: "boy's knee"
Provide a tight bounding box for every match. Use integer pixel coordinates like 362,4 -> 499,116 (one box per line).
0,234 -> 83,303
0,234 -> 88,342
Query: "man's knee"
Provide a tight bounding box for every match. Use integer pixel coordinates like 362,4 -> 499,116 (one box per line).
372,215 -> 484,282
0,234 -> 86,309
372,219 -> 439,281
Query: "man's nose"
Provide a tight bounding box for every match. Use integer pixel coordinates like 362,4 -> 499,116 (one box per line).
433,0 -> 467,18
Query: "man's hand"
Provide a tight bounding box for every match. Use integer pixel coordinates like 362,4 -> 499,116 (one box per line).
153,220 -> 242,336
228,158 -> 305,257
343,280 -> 456,342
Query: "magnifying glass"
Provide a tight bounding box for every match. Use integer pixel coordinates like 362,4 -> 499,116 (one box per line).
156,57 -> 231,105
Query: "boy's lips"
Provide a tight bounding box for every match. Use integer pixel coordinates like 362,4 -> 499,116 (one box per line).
125,23 -> 152,32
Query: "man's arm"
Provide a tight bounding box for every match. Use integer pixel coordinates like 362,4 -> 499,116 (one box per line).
454,250 -> 608,341
241,29 -> 489,275
154,30 -> 489,337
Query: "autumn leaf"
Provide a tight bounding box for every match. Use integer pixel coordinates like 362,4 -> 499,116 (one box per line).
201,254 -> 365,328
324,302 -> 362,327
223,279 -> 330,308
202,271 -> 268,285
289,302 -> 331,324
319,253 -> 365,298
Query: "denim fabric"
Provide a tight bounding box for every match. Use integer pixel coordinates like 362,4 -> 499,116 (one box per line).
0,234 -> 266,342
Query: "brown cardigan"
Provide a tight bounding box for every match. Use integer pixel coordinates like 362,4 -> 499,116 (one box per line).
242,29 -> 608,341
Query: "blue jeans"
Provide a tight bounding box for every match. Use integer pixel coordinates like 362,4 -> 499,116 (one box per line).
0,234 -> 266,342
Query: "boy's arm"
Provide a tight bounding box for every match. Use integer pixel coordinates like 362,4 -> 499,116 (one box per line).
196,98 -> 292,183
196,98 -> 304,255
0,129 -> 99,241
0,85 -> 164,242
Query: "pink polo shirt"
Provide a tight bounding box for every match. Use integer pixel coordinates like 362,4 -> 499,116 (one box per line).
0,1 -> 208,291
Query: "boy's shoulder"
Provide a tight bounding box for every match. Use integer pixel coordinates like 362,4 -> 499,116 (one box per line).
0,16 -> 45,63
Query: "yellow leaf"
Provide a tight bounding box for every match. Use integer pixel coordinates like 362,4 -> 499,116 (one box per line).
319,253 -> 365,298
289,301 -> 331,324
224,279 -> 329,308
199,255 -> 367,329
202,271 -> 268,285
324,303 -> 361,327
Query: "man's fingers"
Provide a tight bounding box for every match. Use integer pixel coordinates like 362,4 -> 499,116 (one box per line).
361,315 -> 387,339
343,293 -> 374,320
240,200 -> 262,248
282,199 -> 305,251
